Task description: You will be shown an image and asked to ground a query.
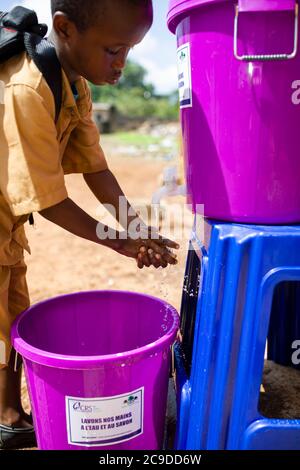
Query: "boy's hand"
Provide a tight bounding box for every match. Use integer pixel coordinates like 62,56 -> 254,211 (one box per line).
115,227 -> 180,269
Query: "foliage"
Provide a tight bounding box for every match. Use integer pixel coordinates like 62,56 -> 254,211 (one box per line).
89,60 -> 179,121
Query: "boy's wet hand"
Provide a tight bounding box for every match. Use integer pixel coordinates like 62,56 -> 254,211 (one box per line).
147,240 -> 178,265
138,247 -> 168,269
115,229 -> 180,269
136,235 -> 179,269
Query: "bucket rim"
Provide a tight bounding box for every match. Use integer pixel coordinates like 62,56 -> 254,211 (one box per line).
167,0 -> 225,33
167,0 -> 298,33
11,290 -> 179,370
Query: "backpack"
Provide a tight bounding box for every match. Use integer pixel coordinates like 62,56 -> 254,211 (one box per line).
0,6 -> 63,226
0,6 -> 62,121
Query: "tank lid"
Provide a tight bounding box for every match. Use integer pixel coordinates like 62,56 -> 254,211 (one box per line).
167,0 -> 224,33
167,0 -> 296,33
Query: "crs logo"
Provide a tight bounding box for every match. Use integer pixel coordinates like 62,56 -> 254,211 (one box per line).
123,395 -> 138,406
72,402 -> 93,413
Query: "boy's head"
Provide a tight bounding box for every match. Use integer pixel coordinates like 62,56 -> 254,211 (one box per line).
50,0 -> 153,85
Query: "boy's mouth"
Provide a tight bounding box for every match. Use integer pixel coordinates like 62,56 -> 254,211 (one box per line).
106,72 -> 122,85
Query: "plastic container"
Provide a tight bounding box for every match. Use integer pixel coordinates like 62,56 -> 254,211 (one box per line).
11,290 -> 179,450
168,0 -> 300,223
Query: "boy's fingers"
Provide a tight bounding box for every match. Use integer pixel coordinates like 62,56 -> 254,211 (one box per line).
149,240 -> 179,258
148,240 -> 167,257
160,260 -> 168,269
158,238 -> 180,250
137,253 -> 144,269
144,248 -> 167,269
153,258 -> 163,269
163,253 -> 178,265
140,229 -> 179,250
138,242 -> 178,267
138,245 -> 151,267
147,249 -> 162,269
140,251 -> 174,269
142,253 -> 151,267
153,250 -> 177,267
151,242 -> 178,264
150,246 -> 177,267
145,227 -> 177,245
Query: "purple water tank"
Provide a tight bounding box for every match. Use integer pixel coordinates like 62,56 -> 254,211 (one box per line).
168,0 -> 300,223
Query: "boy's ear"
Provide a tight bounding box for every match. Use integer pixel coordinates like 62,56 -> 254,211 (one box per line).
52,11 -> 77,41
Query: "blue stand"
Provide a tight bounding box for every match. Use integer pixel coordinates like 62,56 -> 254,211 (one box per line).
175,219 -> 300,450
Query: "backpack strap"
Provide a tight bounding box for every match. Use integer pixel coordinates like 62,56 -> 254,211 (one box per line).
24,33 -> 62,124
0,8 -> 63,226
0,7 -> 62,123
24,34 -> 63,227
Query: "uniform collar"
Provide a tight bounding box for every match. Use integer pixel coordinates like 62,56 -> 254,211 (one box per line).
61,68 -> 89,117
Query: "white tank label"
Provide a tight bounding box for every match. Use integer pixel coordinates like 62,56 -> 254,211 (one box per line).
66,387 -> 144,447
177,43 -> 192,108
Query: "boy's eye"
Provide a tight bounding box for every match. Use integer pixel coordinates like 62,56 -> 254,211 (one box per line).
105,48 -> 119,56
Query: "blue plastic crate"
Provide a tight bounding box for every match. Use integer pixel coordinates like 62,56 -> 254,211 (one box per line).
175,219 -> 300,450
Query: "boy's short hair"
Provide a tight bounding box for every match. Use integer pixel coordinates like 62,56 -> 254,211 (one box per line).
51,0 -> 153,32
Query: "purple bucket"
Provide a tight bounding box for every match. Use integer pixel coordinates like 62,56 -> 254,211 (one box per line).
168,0 -> 300,223
11,291 -> 179,450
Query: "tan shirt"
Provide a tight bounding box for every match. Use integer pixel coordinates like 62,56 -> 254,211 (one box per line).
0,52 -> 108,266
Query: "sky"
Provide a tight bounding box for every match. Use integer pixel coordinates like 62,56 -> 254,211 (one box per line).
2,0 -> 178,94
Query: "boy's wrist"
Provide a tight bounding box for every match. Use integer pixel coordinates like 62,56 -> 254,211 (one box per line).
110,236 -> 123,252
96,229 -> 123,252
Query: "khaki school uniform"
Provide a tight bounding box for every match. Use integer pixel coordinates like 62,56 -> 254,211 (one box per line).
0,52 -> 108,368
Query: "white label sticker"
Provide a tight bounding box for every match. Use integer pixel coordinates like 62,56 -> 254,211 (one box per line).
0,81 -> 4,105
177,43 -> 192,108
66,388 -> 144,447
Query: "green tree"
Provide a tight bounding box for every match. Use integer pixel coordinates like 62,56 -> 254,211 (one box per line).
89,60 -> 178,121
119,61 -> 147,89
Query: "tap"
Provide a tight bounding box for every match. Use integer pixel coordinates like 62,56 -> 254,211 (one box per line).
152,166 -> 186,206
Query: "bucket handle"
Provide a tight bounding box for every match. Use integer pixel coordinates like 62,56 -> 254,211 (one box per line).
234,3 -> 299,61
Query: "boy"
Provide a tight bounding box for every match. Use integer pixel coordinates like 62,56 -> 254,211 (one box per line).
0,0 -> 179,449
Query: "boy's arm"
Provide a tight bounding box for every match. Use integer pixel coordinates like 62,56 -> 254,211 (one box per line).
39,196 -> 178,267
83,170 -> 179,268
83,169 -> 145,231
39,197 -> 120,251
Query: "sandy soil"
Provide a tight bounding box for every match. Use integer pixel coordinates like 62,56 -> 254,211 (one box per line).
19,127 -> 300,449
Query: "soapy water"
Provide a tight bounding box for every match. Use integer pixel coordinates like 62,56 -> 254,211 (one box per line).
160,303 -> 175,335
143,241 -> 203,344
156,246 -> 201,313
182,273 -> 201,298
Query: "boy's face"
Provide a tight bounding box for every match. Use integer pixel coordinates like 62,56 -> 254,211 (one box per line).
53,1 -> 153,85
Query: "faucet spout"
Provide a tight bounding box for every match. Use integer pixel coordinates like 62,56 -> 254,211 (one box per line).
152,166 -> 186,206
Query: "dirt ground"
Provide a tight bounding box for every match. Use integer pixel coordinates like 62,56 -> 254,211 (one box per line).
19,124 -> 300,449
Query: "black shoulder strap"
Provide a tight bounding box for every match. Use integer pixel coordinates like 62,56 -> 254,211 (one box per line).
25,35 -> 62,226
24,33 -> 62,124
0,7 -> 63,226
0,7 -> 62,123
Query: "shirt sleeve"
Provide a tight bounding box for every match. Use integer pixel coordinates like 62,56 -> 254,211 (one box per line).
62,83 -> 109,175
0,84 -> 68,217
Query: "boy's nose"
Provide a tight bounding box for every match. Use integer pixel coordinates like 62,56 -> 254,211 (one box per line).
112,58 -> 126,71
112,62 -> 125,71
113,49 -> 130,71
